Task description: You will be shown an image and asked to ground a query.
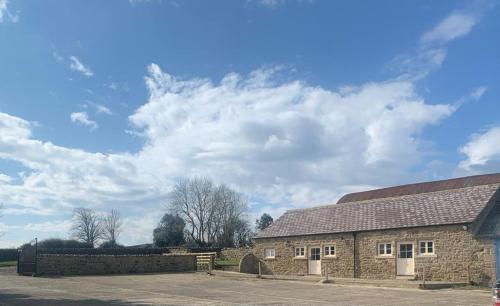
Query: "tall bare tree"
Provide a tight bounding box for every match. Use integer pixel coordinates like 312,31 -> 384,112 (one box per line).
71,207 -> 104,247
102,209 -> 123,244
169,177 -> 249,247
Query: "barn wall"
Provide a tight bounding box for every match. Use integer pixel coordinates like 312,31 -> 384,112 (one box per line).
253,224 -> 496,285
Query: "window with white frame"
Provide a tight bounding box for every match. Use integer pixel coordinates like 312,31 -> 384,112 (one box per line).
294,246 -> 305,258
324,245 -> 336,257
378,243 -> 392,256
264,248 -> 276,259
419,241 -> 434,255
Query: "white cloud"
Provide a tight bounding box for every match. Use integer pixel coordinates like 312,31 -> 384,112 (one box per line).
256,0 -> 314,8
69,56 -> 93,77
0,112 -> 32,139
391,3 -> 492,79
260,0 -> 282,8
0,111 -> 167,224
129,0 -> 161,5
0,173 -> 13,183
0,3 -> 490,245
459,126 -> 500,172
0,0 -> 18,23
23,220 -> 73,233
470,86 -> 488,100
130,64 -> 454,208
95,104 -> 112,115
82,101 -> 112,115
52,51 -> 64,63
70,112 -> 98,130
0,62 -> 457,245
421,12 -> 478,45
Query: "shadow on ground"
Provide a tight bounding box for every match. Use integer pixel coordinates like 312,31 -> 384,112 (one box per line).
0,292 -> 142,306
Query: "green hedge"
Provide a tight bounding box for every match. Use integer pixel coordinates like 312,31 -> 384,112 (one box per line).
0,249 -> 18,262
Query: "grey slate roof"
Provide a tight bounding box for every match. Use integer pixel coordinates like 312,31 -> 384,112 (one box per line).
338,173 -> 500,204
256,182 -> 500,239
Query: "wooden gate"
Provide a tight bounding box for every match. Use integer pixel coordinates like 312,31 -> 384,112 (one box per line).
196,252 -> 216,274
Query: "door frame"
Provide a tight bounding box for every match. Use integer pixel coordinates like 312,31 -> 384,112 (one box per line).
396,241 -> 415,276
308,246 -> 321,275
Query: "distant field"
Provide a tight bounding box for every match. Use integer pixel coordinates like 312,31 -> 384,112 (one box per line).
0,261 -> 16,268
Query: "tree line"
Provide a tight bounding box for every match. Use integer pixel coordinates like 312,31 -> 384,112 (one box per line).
6,177 -> 275,249
153,177 -> 274,248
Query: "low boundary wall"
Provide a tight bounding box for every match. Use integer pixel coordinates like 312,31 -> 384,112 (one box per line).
36,254 -> 197,276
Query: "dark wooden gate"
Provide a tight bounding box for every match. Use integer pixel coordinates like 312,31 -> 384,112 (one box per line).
17,239 -> 37,276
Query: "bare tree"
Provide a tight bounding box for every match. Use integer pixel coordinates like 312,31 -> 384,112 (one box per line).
169,177 -> 249,247
102,209 -> 123,244
71,207 -> 104,247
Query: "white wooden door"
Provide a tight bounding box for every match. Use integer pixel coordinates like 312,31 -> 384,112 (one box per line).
308,246 -> 321,275
397,243 -> 414,276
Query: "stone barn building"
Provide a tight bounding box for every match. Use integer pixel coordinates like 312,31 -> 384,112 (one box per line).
253,173 -> 500,285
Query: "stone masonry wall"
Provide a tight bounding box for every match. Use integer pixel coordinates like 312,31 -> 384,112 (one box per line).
253,233 -> 354,277
220,247 -> 252,261
356,225 -> 495,284
36,254 -> 197,276
253,224 -> 496,285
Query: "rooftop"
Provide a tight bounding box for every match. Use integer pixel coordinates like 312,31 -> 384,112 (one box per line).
256,173 -> 500,239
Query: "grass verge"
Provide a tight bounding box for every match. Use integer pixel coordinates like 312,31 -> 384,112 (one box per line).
215,259 -> 240,266
0,261 -> 16,268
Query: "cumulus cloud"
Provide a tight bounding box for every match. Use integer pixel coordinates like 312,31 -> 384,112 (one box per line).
459,126 -> 500,172
69,56 -> 93,77
0,3 -> 490,245
0,62 -> 456,245
0,111 -> 167,221
70,112 -> 99,130
130,64 -> 454,210
0,173 -> 13,183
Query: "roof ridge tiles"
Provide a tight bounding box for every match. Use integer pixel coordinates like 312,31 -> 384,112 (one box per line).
337,173 -> 500,204
285,183 -> 500,214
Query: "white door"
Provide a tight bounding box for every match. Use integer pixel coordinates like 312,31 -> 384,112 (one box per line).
308,246 -> 321,275
397,243 -> 415,276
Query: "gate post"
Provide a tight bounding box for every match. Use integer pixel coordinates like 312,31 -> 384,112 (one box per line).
16,249 -> 19,274
34,238 -> 38,276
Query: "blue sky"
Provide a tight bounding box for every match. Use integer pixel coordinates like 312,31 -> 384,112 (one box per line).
0,0 -> 499,247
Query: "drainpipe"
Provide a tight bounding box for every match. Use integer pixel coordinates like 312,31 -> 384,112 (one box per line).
353,232 -> 357,278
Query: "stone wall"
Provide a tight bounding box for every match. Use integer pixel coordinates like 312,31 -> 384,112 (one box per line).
36,254 -> 197,276
253,224 -> 496,285
253,233 -> 354,277
220,247 -> 252,261
355,225 -> 495,284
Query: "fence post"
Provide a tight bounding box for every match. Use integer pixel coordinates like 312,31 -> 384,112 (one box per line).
16,250 -> 19,274
208,254 -> 213,275
258,261 -> 262,278
34,238 -> 38,277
